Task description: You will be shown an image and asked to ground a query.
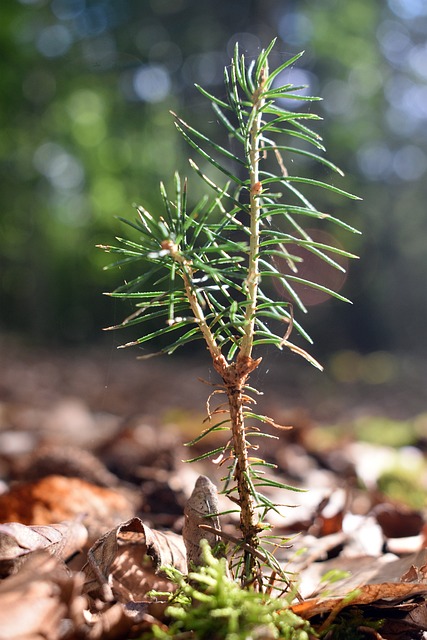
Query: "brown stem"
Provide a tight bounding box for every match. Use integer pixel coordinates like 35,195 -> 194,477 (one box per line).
214,354 -> 261,582
228,386 -> 257,568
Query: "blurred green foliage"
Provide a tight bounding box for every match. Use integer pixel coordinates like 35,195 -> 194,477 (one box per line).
1,0 -> 426,353
378,466 -> 427,509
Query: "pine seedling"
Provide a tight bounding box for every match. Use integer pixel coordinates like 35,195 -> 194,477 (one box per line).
100,39 -> 360,586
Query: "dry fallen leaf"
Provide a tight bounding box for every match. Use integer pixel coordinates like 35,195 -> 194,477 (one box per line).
83,602 -> 143,640
14,444 -> 120,487
0,475 -> 135,540
0,521 -> 88,577
292,581 -> 427,619
83,516 -> 187,612
373,502 -> 424,539
0,551 -> 85,640
183,475 -> 220,568
292,550 -> 427,619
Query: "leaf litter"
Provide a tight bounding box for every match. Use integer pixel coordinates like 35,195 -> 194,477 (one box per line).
0,342 -> 427,639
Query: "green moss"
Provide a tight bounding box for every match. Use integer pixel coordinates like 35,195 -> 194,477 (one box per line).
148,541 -> 314,640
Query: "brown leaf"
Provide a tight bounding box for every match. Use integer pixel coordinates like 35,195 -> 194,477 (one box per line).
83,602 -> 141,640
366,600 -> 427,640
14,444 -> 119,487
293,582 -> 427,619
293,550 -> 427,619
0,475 -> 135,540
0,520 -> 88,577
83,517 -> 187,610
374,503 -> 424,539
407,601 -> 427,628
0,551 -> 85,640
183,475 -> 220,568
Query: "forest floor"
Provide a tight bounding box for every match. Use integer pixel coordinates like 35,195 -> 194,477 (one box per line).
1,335 -> 427,639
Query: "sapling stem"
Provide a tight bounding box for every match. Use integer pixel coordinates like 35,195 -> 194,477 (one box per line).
216,63 -> 269,582
102,40 -> 360,588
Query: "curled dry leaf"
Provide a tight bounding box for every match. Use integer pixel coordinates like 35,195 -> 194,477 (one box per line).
0,520 -> 88,577
183,475 -> 220,569
83,516 -> 187,612
0,475 -> 135,541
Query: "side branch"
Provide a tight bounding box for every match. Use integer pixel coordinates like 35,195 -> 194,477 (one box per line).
164,240 -> 225,365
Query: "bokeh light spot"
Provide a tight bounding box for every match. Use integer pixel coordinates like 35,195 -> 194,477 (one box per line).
18,0 -> 46,5
81,34 -> 117,70
356,143 -> 393,181
67,89 -> 106,122
36,24 -> 72,57
133,64 -> 171,102
323,79 -> 358,119
51,0 -> 84,20
33,142 -> 84,191
182,51 -> 225,86
393,145 -> 427,181
278,11 -> 313,46
74,4 -> 108,37
273,68 -> 315,110
72,119 -> 106,147
388,0 -> 427,19
67,90 -> 107,146
377,19 -> 411,63
227,33 -> 260,58
52,193 -> 88,226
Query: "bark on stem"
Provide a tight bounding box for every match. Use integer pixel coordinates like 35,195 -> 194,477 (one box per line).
228,381 -> 258,558
214,354 -> 262,583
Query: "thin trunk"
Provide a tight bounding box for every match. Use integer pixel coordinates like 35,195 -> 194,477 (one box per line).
215,355 -> 261,583
227,382 -> 258,580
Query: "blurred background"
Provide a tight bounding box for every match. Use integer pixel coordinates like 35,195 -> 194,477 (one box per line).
1,0 -> 427,386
